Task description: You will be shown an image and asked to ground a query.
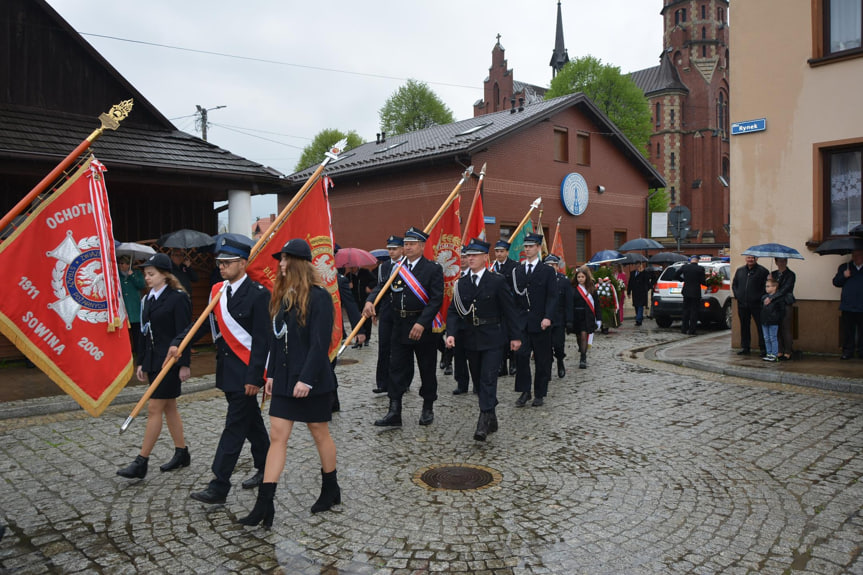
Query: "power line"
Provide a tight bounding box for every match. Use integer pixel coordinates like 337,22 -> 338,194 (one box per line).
213,123 -> 313,141
80,32 -> 480,91
208,123 -> 306,150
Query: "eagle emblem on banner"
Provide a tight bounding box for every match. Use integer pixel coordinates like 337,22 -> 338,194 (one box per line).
47,232 -> 114,329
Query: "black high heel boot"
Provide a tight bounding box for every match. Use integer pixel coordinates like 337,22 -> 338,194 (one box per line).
238,482 -> 276,528
159,446 -> 190,472
117,455 -> 148,479
311,469 -> 341,513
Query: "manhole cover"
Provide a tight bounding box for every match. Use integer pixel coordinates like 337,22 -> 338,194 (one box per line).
413,463 -> 502,491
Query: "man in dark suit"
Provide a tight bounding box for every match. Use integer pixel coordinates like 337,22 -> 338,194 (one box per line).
677,255 -> 706,335
833,249 -> 863,359
371,235 -> 403,393
363,227 -> 444,426
732,255 -> 770,355
168,237 -> 271,505
544,254 -> 574,378
491,240 -> 518,376
446,239 -> 522,440
627,261 -> 653,326
512,233 -> 558,407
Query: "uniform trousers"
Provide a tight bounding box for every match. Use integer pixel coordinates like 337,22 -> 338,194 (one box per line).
737,305 -> 765,353
466,346 -> 504,412
388,319 -> 438,403
551,325 -> 566,360
453,339 -> 470,392
375,317 -> 393,390
209,391 -> 270,495
515,329 -> 553,398
682,296 -> 700,333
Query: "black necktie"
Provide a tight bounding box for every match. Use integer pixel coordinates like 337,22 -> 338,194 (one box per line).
226,285 -> 232,300
527,263 -> 533,275
495,262 -> 501,272
472,274 -> 479,286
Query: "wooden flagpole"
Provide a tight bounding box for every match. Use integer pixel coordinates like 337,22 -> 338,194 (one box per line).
511,197 -> 543,241
337,166 -> 474,356
551,215 -> 562,253
460,163 -> 487,246
0,100 -> 134,236
120,282 -> 227,432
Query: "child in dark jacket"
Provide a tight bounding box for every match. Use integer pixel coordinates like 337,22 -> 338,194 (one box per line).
761,277 -> 785,362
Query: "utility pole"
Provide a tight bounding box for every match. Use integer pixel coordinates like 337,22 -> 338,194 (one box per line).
195,105 -> 226,141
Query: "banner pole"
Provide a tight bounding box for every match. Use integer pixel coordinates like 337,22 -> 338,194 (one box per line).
0,100 -> 134,236
337,166 -> 474,356
510,197 -> 543,240
120,282 -> 226,433
460,163 -> 487,246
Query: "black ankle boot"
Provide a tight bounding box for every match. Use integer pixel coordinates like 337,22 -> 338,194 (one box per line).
374,398 -> 402,426
117,455 -> 148,479
160,447 -> 190,472
238,482 -> 276,528
311,469 -> 341,513
579,353 -> 587,369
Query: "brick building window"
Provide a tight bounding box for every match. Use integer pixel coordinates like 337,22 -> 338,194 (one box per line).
576,132 -> 591,165
554,127 -> 569,162
823,144 -> 862,236
812,0 -> 863,62
702,4 -> 706,19
670,108 -> 675,127
670,152 -> 676,170
656,142 -> 661,159
655,103 -> 661,127
670,186 -> 676,203
613,231 -> 627,250
576,229 -> 590,265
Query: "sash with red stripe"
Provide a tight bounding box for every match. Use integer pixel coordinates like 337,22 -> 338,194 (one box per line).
398,262 -> 444,328
210,282 -> 252,365
577,285 -> 595,316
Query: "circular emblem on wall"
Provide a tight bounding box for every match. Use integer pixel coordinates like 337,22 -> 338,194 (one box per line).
561,172 -> 589,216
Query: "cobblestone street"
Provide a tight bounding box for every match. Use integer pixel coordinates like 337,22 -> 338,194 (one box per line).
1,325 -> 862,574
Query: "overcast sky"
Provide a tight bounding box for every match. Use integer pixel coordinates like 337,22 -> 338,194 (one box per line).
47,0 -> 664,219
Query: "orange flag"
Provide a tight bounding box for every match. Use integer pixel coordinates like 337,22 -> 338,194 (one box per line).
246,177 -> 342,360
461,174 -> 486,246
424,195 -> 462,332
550,217 -> 566,269
0,157 -> 133,416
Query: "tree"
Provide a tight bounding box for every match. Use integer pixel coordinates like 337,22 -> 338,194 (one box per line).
379,79 -> 455,135
545,56 -> 652,157
649,188 -> 670,214
295,129 -> 364,172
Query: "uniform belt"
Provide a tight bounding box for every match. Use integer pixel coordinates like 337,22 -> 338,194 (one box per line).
397,309 -> 422,318
471,317 -> 499,326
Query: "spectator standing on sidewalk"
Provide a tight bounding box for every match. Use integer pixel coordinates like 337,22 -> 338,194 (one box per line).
771,258 -> 797,361
832,249 -> 863,360
760,277 -> 785,362
627,261 -> 652,326
732,255 -> 769,356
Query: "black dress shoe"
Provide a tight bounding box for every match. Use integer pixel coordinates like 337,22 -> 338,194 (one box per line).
840,354 -> 852,360
372,386 -> 388,394
531,397 -> 544,407
117,455 -> 148,479
509,364 -> 517,376
498,367 -> 508,377
242,469 -> 264,490
737,349 -> 750,356
473,412 -> 491,441
374,399 -> 402,426
488,412 -> 499,433
418,408 -> 434,426
515,392 -> 531,407
190,487 -> 227,505
759,351 -> 767,358
688,331 -> 696,335
439,360 -> 447,369
557,364 -> 566,378
452,388 -> 468,395
443,365 -> 453,375
159,447 -> 190,472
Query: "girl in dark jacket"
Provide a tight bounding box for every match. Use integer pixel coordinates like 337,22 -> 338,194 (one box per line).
571,266 -> 598,369
239,239 -> 338,528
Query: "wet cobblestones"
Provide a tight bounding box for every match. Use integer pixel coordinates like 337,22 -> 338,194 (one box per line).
1,325 -> 862,573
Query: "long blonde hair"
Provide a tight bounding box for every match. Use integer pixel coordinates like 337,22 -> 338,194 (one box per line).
270,255 -> 322,325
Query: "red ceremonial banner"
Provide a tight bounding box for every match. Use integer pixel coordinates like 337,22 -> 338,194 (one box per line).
246,176 -> 342,359
551,222 -> 566,270
424,195 -> 461,332
462,182 -> 486,247
0,157 -> 133,416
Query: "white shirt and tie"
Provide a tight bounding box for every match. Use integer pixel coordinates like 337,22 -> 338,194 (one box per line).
523,257 -> 540,275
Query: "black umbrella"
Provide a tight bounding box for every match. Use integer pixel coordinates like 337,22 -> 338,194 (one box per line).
649,251 -> 688,264
850,224 -> 863,238
620,252 -> 648,264
814,236 -> 863,255
618,237 -> 664,251
157,229 -> 216,249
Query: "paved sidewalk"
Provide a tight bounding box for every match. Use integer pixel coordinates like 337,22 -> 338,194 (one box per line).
1,325 -> 862,574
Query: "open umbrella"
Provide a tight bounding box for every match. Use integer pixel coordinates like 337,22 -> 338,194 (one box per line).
618,237 -> 664,251
649,252 -> 688,264
157,229 -> 215,249
850,224 -> 863,237
370,248 -> 390,261
814,236 -> 863,255
588,249 -> 625,265
620,252 -> 648,264
116,242 -> 156,261
335,247 -> 378,268
741,243 -> 804,260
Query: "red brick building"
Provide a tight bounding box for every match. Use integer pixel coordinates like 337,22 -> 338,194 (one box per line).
286,94 -> 665,266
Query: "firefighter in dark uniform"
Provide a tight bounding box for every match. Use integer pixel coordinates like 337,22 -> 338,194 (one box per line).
446,239 -> 522,441
363,227 -> 443,426
491,239 -> 518,376
544,254 -> 574,378
167,237 -> 271,505
372,235 -> 404,394
512,233 -> 558,407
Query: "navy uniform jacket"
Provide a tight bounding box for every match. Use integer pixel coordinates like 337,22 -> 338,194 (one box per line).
512,260 -> 559,333
367,257 -> 443,343
374,259 -> 399,323
552,271 -> 574,328
676,263 -> 706,299
267,285 -> 335,397
490,258 -> 518,278
173,278 -> 271,392
447,271 -> 523,351
140,288 -> 191,373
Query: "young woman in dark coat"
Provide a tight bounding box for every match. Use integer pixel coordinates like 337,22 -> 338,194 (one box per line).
571,266 -> 598,369
239,239 -> 339,528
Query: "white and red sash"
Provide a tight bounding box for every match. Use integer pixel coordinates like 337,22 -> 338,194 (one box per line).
397,261 -> 443,328
578,285 -> 595,316
210,281 -> 252,365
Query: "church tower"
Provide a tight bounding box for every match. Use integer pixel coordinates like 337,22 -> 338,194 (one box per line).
549,1 -> 569,77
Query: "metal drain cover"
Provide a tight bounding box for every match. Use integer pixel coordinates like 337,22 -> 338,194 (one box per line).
413,463 -> 502,491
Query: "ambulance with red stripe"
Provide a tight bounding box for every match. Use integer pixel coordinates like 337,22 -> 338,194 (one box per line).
650,258 -> 732,329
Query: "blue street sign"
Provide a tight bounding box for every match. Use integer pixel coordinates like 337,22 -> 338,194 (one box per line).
731,118 -> 766,135
484,216 -> 496,224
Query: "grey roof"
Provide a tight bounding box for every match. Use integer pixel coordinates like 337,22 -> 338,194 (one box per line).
290,93 -> 665,189
630,52 -> 689,96
513,81 -> 548,103
0,105 -> 284,184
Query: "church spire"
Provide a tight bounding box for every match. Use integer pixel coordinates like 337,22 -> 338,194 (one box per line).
549,1 -> 569,77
